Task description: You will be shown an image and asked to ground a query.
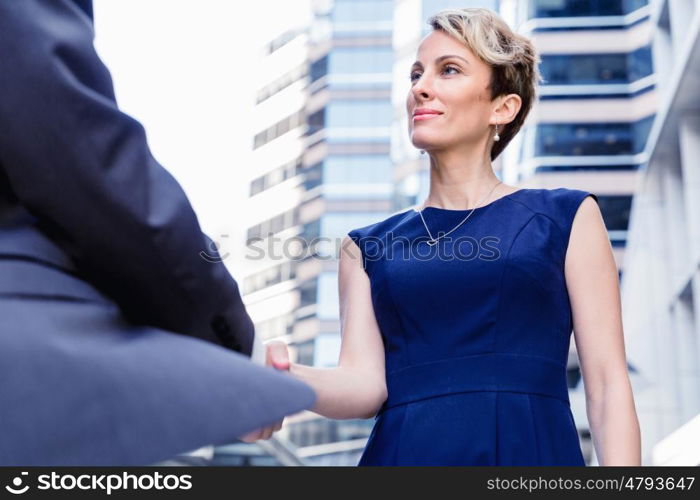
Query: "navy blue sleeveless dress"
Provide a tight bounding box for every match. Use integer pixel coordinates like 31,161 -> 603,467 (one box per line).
347,187 -> 597,466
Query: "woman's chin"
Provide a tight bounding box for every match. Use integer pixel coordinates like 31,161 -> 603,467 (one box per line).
411,140 -> 439,151
410,133 -> 442,151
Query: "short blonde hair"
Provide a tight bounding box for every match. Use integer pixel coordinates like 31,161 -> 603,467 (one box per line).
427,8 -> 542,161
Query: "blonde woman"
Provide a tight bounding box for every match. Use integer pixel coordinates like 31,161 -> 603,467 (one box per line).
250,7 -> 641,466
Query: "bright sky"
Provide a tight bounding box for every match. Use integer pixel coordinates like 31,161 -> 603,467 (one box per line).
92,0 -> 304,280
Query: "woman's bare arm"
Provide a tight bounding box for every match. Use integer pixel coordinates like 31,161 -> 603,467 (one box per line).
288,236 -> 388,420
566,196 -> 641,465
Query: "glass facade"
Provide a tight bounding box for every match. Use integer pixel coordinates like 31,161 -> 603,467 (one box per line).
326,100 -> 393,129
253,110 -> 304,149
324,155 -> 392,184
286,417 -> 374,449
243,262 -> 295,295
596,195 -> 632,232
307,109 -> 325,136
247,208 -> 298,240
333,0 -> 394,23
317,272 -> 339,320
540,46 -> 652,85
322,155 -> 393,199
250,157 -> 302,196
396,170 -> 430,208
533,165 -> 640,172
241,0 -> 398,468
314,332 -> 342,367
310,55 -> 328,84
320,213 -> 387,240
256,64 -> 308,104
255,314 -> 293,342
535,115 -> 654,156
529,0 -> 648,18
329,47 -> 394,75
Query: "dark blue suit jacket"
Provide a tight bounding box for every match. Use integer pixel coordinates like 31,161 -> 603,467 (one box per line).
0,0 -> 315,465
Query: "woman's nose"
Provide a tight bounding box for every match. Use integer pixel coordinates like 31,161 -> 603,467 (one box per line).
412,76 -> 432,100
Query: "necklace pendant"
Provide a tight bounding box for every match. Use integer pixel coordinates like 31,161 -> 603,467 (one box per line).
427,239 -> 437,247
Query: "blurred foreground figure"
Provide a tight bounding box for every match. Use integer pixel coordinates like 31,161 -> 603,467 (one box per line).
0,0 -> 315,465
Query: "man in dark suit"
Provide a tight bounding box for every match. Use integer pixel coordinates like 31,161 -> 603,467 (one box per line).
0,0 -> 315,465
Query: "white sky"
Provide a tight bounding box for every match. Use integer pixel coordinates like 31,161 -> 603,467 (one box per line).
92,0 -> 305,280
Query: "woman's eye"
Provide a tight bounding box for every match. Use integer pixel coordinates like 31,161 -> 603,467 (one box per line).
410,65 -> 459,82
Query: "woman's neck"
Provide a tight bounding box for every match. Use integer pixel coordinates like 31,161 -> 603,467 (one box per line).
424,153 -> 501,210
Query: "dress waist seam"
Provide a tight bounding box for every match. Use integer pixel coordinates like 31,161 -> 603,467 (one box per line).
379,352 -> 570,416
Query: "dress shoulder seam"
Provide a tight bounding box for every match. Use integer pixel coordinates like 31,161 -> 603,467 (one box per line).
506,195 -> 567,241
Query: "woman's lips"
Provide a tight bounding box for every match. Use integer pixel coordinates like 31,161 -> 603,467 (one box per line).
413,113 -> 442,121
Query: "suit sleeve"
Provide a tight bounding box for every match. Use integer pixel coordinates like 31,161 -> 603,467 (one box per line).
0,0 -> 254,355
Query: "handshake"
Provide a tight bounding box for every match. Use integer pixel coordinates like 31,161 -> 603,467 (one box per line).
239,340 -> 292,443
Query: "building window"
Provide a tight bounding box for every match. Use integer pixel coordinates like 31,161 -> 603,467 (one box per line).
304,162 -> 324,191
256,64 -> 308,104
326,100 -> 393,128
533,165 -> 640,172
243,261 -> 295,295
307,109 -> 326,136
314,333 -> 341,367
310,56 -> 328,83
253,110 -> 304,149
323,155 -> 392,183
250,157 -> 303,196
266,28 -> 301,55
332,0 -> 394,24
317,273 -> 339,320
294,338 -> 316,367
535,115 -> 654,156
301,219 -> 321,242
329,47 -> 394,75
320,213 -> 388,240
529,0 -> 648,18
540,46 -> 652,85
255,314 -> 294,342
247,208 -> 299,241
321,155 -> 393,199
286,417 -> 374,448
299,278 -> 318,308
596,195 -> 632,231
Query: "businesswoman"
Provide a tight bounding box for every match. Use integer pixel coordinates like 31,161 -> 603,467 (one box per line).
249,7 -> 641,466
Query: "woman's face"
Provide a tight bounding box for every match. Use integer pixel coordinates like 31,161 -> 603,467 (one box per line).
406,29 -> 497,153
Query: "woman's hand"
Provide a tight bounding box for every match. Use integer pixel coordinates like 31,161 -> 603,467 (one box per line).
238,340 -> 291,443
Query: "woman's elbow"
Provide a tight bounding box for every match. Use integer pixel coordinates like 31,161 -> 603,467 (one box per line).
358,382 -> 388,420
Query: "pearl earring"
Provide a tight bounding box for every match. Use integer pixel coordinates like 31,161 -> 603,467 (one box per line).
493,124 -> 500,142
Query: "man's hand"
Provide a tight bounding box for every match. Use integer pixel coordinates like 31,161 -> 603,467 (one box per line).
238,341 -> 291,443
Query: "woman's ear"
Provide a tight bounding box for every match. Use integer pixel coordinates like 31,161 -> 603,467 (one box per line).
493,93 -> 522,126
505,94 -> 522,123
